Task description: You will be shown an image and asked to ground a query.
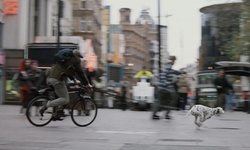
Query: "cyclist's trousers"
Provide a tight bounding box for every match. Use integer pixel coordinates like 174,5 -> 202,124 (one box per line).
46,78 -> 69,109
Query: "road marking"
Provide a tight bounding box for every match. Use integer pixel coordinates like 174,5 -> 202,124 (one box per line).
96,130 -> 156,135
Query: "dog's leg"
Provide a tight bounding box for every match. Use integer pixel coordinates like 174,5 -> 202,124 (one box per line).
200,113 -> 205,123
194,116 -> 201,127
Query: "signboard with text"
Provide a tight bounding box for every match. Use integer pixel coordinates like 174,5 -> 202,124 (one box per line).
4,0 -> 19,15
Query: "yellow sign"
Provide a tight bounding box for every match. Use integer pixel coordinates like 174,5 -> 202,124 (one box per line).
112,53 -> 119,64
4,0 -> 19,15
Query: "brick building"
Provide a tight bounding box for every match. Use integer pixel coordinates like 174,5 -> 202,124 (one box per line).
71,0 -> 103,67
119,8 -> 158,82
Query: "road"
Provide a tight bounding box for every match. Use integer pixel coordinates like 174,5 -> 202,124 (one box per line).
0,105 -> 250,150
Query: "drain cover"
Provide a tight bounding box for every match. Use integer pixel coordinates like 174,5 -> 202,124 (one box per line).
120,144 -> 229,150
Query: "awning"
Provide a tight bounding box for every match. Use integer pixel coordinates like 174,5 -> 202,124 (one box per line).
216,61 -> 250,76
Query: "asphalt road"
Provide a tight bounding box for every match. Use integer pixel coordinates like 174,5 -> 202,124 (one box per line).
0,105 -> 250,150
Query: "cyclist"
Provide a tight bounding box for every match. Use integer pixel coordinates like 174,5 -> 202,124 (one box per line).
39,49 -> 93,120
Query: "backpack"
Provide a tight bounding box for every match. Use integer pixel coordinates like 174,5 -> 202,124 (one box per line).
54,49 -> 74,65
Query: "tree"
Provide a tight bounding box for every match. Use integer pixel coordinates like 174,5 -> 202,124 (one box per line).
223,0 -> 250,61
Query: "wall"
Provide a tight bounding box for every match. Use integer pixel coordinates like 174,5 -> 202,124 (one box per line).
3,0 -> 29,49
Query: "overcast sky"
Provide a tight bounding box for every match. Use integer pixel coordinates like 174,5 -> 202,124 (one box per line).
103,0 -> 241,69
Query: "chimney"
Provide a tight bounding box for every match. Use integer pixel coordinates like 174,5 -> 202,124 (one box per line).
119,8 -> 131,24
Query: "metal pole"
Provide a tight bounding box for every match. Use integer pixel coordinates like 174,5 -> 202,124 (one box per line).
57,0 -> 61,51
158,0 -> 161,74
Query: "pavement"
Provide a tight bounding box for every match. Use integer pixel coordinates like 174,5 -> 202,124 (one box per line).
0,105 -> 250,150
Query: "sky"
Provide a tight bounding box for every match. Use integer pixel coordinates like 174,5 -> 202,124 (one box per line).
103,0 -> 240,69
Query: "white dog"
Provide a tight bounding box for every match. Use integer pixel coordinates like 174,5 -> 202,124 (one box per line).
186,105 -> 225,127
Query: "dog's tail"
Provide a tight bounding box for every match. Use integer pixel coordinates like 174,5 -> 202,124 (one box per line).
185,108 -> 192,117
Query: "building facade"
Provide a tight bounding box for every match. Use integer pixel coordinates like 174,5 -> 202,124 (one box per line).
1,0 -> 79,104
120,8 -> 158,83
200,2 -> 241,70
71,0 -> 103,68
106,25 -> 125,86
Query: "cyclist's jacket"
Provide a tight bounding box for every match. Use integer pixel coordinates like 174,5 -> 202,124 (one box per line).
46,56 -> 89,85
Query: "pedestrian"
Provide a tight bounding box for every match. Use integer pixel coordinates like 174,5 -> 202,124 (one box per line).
176,72 -> 191,111
18,59 -> 32,113
152,56 -> 180,120
226,89 -> 235,111
214,69 -> 233,110
26,60 -> 44,102
242,90 -> 249,113
195,88 -> 200,105
120,76 -> 132,111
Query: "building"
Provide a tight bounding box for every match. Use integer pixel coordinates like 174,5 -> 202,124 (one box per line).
71,0 -> 103,68
200,2 -> 241,70
106,25 -> 125,86
1,0 -> 75,104
119,8 -> 158,83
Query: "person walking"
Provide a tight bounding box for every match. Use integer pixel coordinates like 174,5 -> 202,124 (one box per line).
18,59 -> 32,113
214,69 -> 233,110
176,72 -> 191,111
152,56 -> 180,120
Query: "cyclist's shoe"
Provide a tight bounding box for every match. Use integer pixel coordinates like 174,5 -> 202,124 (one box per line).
52,114 -> 64,121
52,110 -> 65,121
57,109 -> 65,117
39,105 -> 47,116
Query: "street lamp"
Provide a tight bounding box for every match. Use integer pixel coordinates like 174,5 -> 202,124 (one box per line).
158,0 -> 161,74
57,0 -> 63,51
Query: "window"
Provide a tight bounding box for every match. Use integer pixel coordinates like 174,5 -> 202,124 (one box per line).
87,25 -> 92,31
81,0 -> 86,9
80,18 -> 92,31
126,15 -> 130,22
109,66 -> 120,82
80,18 -> 86,31
198,74 -> 217,84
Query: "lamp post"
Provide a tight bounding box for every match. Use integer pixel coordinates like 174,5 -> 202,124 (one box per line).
57,0 -> 62,51
158,0 -> 161,74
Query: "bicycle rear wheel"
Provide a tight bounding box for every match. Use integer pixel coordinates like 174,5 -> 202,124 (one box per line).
26,96 -> 53,127
71,98 -> 98,127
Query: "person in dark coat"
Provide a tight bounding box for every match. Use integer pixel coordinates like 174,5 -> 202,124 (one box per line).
214,69 -> 233,110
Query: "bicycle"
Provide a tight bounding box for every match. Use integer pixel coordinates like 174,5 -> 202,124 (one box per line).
26,84 -> 98,127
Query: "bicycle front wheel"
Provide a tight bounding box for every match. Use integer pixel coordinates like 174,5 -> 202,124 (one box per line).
26,96 -> 53,127
71,98 -> 98,127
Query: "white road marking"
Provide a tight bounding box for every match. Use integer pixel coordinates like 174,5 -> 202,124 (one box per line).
96,130 -> 156,135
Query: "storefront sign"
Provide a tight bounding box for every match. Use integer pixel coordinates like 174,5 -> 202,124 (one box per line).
4,0 -> 19,15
